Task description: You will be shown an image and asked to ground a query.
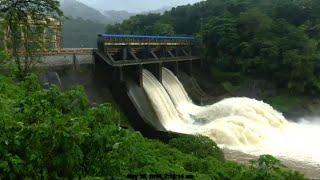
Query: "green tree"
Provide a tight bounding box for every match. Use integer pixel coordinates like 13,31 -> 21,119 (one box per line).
238,9 -> 272,39
199,16 -> 240,69
0,0 -> 63,79
152,21 -> 175,35
245,155 -> 307,180
169,135 -> 224,161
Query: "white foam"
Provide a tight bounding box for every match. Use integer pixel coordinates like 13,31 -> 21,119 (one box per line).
142,68 -> 320,165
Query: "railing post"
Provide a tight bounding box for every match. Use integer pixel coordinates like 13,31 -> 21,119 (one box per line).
73,53 -> 80,70
135,64 -> 143,87
174,61 -> 179,75
122,46 -> 128,60
153,63 -> 162,83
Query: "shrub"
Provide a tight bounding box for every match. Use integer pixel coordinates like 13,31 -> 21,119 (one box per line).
168,135 -> 225,161
246,155 -> 307,180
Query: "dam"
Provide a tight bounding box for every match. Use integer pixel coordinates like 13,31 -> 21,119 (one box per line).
91,34 -> 320,173
93,34 -> 202,138
36,33 -> 320,177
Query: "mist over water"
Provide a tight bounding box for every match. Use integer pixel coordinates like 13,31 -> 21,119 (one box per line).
256,120 -> 320,164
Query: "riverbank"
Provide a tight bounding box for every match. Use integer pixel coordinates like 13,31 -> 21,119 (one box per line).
223,148 -> 320,179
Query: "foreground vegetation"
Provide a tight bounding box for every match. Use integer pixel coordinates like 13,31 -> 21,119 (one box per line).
0,69 -> 306,179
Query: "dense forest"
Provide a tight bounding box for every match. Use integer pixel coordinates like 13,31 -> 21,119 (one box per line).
107,0 -> 320,95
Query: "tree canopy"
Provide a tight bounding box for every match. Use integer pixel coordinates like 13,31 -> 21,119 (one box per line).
0,0 -> 62,17
107,0 -> 320,94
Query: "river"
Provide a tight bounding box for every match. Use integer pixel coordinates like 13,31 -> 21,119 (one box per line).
142,67 -> 320,179
223,148 -> 320,179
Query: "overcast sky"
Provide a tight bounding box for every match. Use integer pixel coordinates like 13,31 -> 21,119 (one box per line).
77,0 -> 202,13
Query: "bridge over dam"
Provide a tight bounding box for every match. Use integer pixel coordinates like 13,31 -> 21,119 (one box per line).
92,34 -> 203,138
94,34 -> 201,85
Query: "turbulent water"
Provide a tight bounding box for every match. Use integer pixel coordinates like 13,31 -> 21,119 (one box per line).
142,69 -> 196,134
142,68 -> 320,166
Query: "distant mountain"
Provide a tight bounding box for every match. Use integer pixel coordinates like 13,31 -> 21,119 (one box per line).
59,0 -> 137,24
77,0 -> 202,13
59,0 -> 174,25
58,0 -> 171,48
62,17 -> 106,48
143,6 -> 172,15
60,0 -> 111,24
58,0 -> 107,47
103,10 -> 135,24
102,7 -> 172,24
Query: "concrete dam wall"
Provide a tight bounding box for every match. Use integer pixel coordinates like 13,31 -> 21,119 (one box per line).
38,54 -> 115,105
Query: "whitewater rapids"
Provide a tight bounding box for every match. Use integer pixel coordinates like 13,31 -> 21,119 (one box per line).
142,68 -> 320,165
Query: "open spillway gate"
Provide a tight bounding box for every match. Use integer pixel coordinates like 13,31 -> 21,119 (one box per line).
93,34 -> 202,140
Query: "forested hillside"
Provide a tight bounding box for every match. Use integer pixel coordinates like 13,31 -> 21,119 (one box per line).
60,0 -> 111,24
103,10 -> 135,23
59,0 -> 136,48
107,0 -> 320,95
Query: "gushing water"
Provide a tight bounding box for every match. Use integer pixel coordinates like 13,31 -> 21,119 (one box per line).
142,69 -> 196,133
162,68 -> 203,119
142,68 -> 320,165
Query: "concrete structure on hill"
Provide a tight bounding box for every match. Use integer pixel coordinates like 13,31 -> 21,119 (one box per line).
2,17 -> 63,53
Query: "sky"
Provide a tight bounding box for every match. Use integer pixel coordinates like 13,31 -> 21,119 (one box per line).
77,0 -> 203,13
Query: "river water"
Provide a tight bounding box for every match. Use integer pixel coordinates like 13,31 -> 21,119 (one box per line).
142,68 -> 320,179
